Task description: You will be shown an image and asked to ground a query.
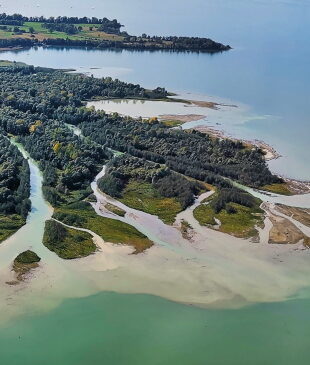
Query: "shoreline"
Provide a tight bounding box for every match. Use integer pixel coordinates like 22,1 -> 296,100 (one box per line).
87,96 -> 310,194
193,124 -> 281,161
193,124 -> 310,194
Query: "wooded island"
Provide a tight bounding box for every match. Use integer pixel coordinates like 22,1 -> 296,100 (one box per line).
0,13 -> 231,52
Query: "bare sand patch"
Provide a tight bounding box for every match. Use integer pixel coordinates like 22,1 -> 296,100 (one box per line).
268,215 -> 305,244
275,204 -> 310,227
159,114 -> 206,123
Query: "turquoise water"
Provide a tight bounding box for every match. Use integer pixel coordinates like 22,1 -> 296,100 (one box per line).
1,291 -> 310,365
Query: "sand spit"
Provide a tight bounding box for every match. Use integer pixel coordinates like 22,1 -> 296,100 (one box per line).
275,204 -> 310,227
185,99 -> 237,109
187,100 -> 219,109
159,114 -> 206,123
268,215 -> 305,244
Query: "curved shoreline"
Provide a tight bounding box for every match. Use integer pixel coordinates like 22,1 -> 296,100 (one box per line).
87,97 -> 309,194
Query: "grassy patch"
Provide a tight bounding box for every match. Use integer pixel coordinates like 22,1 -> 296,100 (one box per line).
194,201 -> 264,239
105,203 -> 126,217
193,205 -> 217,226
43,219 -> 96,259
53,201 -> 152,253
120,180 -> 182,224
0,60 -> 27,67
161,120 -> 185,127
261,183 -> 293,196
0,214 -> 25,243
0,22 -> 125,43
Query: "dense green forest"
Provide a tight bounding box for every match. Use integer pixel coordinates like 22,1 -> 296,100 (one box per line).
0,134 -> 30,242
0,13 -> 230,53
80,115 -> 280,188
0,135 -> 30,217
0,64 -> 167,205
0,63 -> 280,228
98,154 -> 204,210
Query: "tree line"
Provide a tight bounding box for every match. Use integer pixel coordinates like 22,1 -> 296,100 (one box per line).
0,13 -> 230,53
0,36 -> 230,53
0,13 -> 122,33
42,23 -> 79,35
79,114 -> 280,188
0,135 -> 30,217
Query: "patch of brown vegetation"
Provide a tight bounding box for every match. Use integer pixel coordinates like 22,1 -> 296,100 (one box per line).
180,219 -> 194,240
12,261 -> 39,282
269,215 -> 304,244
189,100 -> 219,109
159,114 -> 206,123
303,236 -> 310,248
275,204 -> 310,227
84,31 -> 124,41
11,33 -> 49,41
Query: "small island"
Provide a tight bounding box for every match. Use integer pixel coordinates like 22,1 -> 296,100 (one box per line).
43,219 -> 98,259
0,14 -> 231,53
12,250 -> 41,282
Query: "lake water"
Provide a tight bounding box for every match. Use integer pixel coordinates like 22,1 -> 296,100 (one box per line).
0,0 -> 309,179
0,0 -> 310,363
1,291 -> 310,365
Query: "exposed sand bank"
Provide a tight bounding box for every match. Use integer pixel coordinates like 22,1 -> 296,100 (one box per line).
159,114 -> 206,123
275,204 -> 310,227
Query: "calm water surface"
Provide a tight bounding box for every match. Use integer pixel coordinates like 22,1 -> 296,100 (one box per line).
1,0 -> 309,179
0,1 -> 309,363
1,291 -> 310,365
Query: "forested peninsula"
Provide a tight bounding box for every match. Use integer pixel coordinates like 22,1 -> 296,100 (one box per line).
0,61 -> 285,252
0,134 -> 31,242
0,13 -> 231,52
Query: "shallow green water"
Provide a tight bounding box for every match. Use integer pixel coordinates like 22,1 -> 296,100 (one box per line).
1,291 -> 310,365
